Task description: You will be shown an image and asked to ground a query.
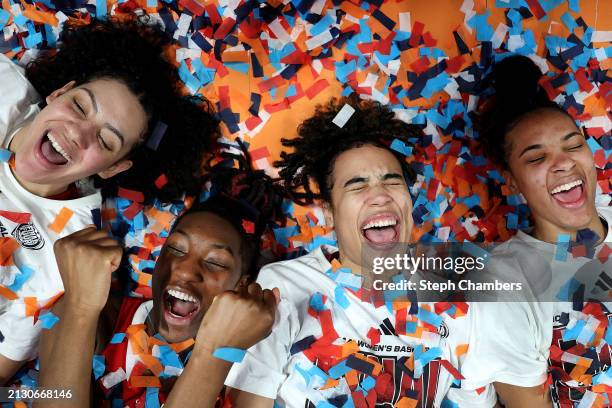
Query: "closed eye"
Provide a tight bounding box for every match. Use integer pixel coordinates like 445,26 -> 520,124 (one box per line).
205,260 -> 228,270
167,246 -> 186,256
98,135 -> 112,151
73,98 -> 85,116
568,144 -> 584,151
527,157 -> 544,164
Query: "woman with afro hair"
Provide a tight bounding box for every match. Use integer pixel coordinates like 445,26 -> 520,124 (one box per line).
0,16 -> 218,382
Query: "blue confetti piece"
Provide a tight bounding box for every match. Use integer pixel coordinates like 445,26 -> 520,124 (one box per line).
310,292 -> 327,312
92,355 -> 105,380
390,139 -> 413,156
212,347 -> 246,363
0,9 -> 9,30
468,11 -> 494,42
329,359 -> 351,379
562,319 -> 585,341
417,307 -> 443,328
145,387 -> 160,408
13,14 -> 28,26
311,12 -> 334,37
361,375 -> 376,391
417,346 -> 443,366
441,398 -> 460,408
7,264 -> 34,292
555,234 -> 571,262
96,0 -> 107,18
561,12 -> 578,32
110,333 -> 126,344
334,286 -> 350,309
507,213 -> 518,230
39,312 -> 60,329
556,277 -> 581,301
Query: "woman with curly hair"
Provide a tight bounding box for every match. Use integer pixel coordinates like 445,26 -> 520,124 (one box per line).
0,17 -> 218,382
224,97 -> 498,407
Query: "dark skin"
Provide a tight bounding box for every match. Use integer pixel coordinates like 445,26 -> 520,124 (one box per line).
36,212 -> 279,408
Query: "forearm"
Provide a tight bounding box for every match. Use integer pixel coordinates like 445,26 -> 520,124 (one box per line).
34,300 -> 100,408
163,347 -> 232,408
494,382 -> 552,408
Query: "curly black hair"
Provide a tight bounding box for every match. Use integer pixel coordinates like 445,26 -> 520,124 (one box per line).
476,55 -> 576,169
25,16 -> 218,202
173,140 -> 285,278
275,96 -> 421,205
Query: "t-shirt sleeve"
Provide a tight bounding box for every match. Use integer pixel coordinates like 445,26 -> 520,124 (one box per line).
224,265 -> 300,399
460,300 -> 550,389
0,54 -> 39,143
0,300 -> 40,362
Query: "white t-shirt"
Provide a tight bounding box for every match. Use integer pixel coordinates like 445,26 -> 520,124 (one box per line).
461,206 -> 612,407
225,246 -> 497,407
0,54 -> 102,361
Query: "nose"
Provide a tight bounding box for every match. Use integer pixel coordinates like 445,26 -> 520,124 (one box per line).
551,151 -> 576,173
169,254 -> 204,284
366,184 -> 393,206
65,120 -> 96,149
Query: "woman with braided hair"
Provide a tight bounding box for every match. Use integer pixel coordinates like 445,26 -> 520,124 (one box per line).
35,145 -> 285,407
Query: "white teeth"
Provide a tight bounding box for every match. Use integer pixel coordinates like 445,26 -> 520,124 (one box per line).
167,289 -> 198,304
47,133 -> 72,162
362,218 -> 398,230
550,180 -> 583,195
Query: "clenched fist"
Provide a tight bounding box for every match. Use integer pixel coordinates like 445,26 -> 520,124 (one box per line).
54,226 -> 123,314
195,282 -> 279,353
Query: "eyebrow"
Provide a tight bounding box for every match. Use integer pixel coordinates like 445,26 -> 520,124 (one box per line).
81,87 -> 125,148
343,172 -> 404,188
173,229 -> 235,256
343,176 -> 368,188
518,131 -> 582,158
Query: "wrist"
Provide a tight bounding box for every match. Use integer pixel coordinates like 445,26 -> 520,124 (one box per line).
60,298 -> 103,320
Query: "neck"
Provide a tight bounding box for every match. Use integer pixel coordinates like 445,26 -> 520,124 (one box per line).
533,212 -> 606,244
9,126 -> 70,198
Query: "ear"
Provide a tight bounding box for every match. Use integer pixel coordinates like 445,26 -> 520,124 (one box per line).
97,159 -> 133,179
503,169 -> 521,195
322,202 -> 334,228
45,81 -> 76,105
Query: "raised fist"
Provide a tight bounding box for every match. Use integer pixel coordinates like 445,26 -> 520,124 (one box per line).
195,282 -> 279,352
54,226 -> 123,314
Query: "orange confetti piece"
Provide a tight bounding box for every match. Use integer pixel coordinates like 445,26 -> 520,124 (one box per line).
129,375 -> 161,388
48,207 -> 74,234
0,285 -> 17,300
0,237 -> 19,266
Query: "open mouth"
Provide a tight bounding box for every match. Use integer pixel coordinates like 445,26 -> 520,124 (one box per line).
550,179 -> 586,208
162,288 -> 201,325
39,131 -> 71,165
361,213 -> 400,247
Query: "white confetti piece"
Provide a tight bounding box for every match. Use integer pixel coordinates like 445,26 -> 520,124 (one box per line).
331,104 -> 355,128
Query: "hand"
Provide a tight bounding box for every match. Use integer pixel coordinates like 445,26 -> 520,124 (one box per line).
195,283 -> 279,353
53,226 -> 122,314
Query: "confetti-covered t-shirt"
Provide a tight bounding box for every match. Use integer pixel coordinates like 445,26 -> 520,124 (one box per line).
225,246 -> 497,407
461,206 -> 612,407
0,54 -> 102,361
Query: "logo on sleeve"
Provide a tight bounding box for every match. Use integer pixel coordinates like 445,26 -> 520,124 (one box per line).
11,222 -> 45,250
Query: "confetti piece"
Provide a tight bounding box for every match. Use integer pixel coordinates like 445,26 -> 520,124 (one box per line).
0,149 -> 12,162
48,207 -> 74,234
331,104 -> 355,128
212,347 -> 247,363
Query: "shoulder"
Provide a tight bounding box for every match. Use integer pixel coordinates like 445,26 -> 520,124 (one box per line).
257,247 -> 334,306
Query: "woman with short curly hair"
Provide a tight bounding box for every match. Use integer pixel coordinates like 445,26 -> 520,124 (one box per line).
0,16 -> 218,383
